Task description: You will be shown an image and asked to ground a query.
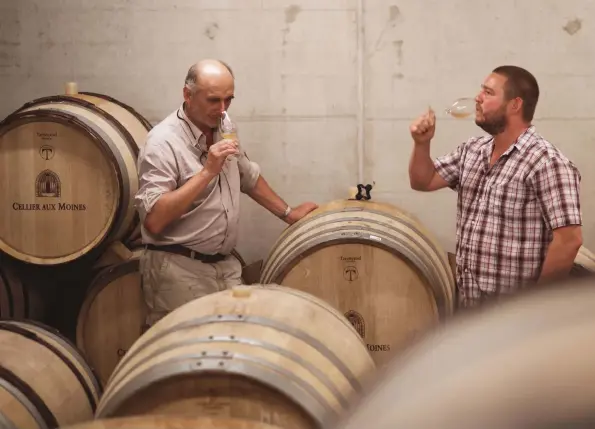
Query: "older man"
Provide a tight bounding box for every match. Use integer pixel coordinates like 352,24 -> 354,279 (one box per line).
135,59 -> 318,325
409,65 -> 583,308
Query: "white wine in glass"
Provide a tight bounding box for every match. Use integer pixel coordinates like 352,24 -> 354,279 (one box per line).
445,97 -> 477,119
219,111 -> 239,160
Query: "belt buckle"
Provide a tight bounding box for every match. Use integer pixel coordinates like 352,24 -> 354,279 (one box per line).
190,250 -> 196,259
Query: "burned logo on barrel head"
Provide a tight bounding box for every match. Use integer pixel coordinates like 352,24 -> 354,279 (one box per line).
39,145 -> 55,160
36,169 -> 61,198
344,310 -> 365,339
343,265 -> 359,281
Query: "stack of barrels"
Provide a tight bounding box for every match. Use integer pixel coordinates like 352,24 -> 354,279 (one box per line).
0,83 -> 154,328
0,83 -> 157,428
1,282 -> 378,429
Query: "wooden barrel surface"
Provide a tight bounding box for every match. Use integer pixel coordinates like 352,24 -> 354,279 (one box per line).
62,415 -> 284,429
0,260 -> 46,320
259,199 -> 455,367
328,276 -> 595,429
77,248 -> 249,387
96,284 -> 375,429
0,410 -> 18,429
76,248 -> 146,387
0,320 -> 102,429
0,91 -> 151,265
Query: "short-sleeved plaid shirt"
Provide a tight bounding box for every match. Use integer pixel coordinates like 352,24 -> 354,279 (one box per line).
434,126 -> 582,306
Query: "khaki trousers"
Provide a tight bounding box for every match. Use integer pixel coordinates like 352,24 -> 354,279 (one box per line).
139,249 -> 243,327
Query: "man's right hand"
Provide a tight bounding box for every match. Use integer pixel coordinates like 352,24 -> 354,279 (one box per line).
410,107 -> 436,145
204,139 -> 240,176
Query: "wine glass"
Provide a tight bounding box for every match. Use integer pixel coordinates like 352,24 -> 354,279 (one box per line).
219,111 -> 239,160
445,97 -> 477,119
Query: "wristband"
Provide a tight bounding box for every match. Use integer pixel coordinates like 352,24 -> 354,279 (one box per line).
281,205 -> 292,218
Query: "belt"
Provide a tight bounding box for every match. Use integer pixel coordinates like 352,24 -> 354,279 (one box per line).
145,243 -> 227,263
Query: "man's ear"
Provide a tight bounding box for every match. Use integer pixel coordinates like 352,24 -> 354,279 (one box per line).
510,97 -> 523,115
183,86 -> 191,103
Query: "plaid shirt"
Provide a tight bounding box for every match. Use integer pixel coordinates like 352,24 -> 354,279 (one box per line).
434,126 -> 582,305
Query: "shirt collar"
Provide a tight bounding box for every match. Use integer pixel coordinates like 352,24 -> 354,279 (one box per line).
511,125 -> 537,153
482,124 -> 536,161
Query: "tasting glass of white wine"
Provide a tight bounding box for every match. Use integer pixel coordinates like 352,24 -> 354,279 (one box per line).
219,111 -> 239,160
445,97 -> 477,119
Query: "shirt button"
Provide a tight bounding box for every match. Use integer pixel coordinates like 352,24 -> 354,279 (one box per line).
464,268 -> 469,273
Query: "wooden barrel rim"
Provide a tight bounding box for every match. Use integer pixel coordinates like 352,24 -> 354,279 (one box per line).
98,351 -> 336,425
263,206 -> 451,284
267,222 -> 446,307
21,319 -> 104,395
79,91 -> 154,132
16,95 -> 140,157
76,257 -> 141,357
0,321 -> 100,411
105,313 -> 363,397
0,265 -> 16,318
0,411 -> 18,429
99,324 -> 352,408
262,210 -> 452,316
63,415 -> 288,429
3,267 -> 28,320
0,363 -> 57,429
104,285 -> 367,390
265,205 -> 449,267
0,110 -> 126,262
101,319 -> 362,422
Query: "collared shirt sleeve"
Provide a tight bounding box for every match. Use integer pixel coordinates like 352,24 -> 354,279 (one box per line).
530,156 -> 582,230
237,149 -> 260,193
134,138 -> 178,220
434,143 -> 464,190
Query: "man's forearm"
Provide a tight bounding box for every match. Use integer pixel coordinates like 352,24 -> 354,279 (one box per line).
538,239 -> 582,284
144,169 -> 216,235
409,142 -> 437,190
246,175 -> 288,218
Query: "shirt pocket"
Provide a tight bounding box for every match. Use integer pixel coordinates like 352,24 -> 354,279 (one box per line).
488,182 -> 535,222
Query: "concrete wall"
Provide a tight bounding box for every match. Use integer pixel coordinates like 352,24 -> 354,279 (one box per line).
1,0 -> 593,264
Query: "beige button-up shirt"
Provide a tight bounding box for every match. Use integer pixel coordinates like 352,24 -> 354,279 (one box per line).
134,104 -> 261,254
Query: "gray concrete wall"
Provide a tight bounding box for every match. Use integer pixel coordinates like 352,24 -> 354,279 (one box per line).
1,0 -> 593,264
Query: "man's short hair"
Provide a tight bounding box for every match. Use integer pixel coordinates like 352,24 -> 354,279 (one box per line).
493,65 -> 540,122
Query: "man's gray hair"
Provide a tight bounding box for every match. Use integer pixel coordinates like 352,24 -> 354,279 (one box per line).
184,60 -> 234,93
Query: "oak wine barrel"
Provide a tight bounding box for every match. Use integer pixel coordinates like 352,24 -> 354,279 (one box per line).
328,276 -> 595,429
96,284 -> 375,429
61,415 -> 284,429
259,199 -> 455,367
76,248 -> 248,386
0,320 -> 102,429
76,248 -> 146,387
0,87 -> 151,265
